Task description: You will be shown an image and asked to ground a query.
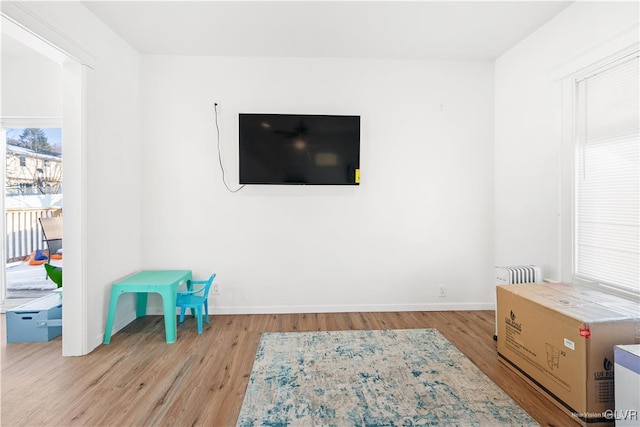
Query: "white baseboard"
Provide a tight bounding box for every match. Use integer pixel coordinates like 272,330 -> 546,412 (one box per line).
94,311 -> 137,350
171,302 -> 494,315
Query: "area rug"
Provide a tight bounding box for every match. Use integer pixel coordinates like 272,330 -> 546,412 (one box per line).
237,329 -> 537,426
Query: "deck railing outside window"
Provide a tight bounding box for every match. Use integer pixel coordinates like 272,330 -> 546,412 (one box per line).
5,207 -> 62,263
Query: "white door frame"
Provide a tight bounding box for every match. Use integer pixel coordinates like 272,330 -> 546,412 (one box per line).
1,11 -> 90,356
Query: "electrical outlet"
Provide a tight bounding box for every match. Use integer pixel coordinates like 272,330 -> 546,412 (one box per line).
211,282 -> 220,295
438,285 -> 446,297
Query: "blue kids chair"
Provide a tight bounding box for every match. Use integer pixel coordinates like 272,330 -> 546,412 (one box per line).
176,274 -> 216,334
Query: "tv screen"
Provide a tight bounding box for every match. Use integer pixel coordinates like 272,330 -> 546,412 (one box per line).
239,114 -> 360,185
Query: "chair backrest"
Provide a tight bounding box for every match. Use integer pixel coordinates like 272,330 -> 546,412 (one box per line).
193,274 -> 216,298
44,263 -> 63,288
40,216 -> 63,241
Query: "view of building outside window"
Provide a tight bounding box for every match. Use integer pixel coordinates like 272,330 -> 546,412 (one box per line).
4,127 -> 63,299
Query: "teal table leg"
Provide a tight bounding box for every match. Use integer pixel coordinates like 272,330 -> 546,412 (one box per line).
103,289 -> 120,344
136,292 -> 148,318
160,289 -> 177,343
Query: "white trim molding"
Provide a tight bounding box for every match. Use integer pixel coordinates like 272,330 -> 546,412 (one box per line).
549,24 -> 639,81
148,302 -> 495,317
60,61 -> 89,356
1,5 -> 96,68
0,117 -> 63,128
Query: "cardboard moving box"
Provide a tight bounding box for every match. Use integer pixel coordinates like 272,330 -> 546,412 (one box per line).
496,284 -> 640,427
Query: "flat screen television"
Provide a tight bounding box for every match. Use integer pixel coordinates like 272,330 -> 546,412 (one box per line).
239,113 -> 360,185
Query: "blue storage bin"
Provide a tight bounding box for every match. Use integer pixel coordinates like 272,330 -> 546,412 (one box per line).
6,293 -> 62,343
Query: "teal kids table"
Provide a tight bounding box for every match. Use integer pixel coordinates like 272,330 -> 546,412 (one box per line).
103,270 -> 192,344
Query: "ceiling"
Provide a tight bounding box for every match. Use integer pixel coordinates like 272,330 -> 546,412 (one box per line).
81,1 -> 573,60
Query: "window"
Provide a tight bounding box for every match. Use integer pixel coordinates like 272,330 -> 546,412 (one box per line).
3,126 -> 63,303
573,52 -> 639,295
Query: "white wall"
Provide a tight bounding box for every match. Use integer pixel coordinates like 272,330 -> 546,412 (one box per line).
494,1 -> 639,281
11,0 -> 635,352
1,50 -> 62,117
2,1 -> 143,353
141,56 -> 495,313
7,0 -> 635,350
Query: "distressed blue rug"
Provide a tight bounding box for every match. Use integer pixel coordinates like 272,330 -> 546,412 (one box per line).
237,329 -> 537,426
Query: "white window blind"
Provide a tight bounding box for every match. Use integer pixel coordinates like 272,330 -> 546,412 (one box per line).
575,53 -> 639,294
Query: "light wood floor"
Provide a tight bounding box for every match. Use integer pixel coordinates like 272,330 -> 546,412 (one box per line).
1,311 -> 578,426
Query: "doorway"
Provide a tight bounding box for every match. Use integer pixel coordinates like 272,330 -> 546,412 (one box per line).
1,13 -> 88,356
1,28 -> 64,306
3,126 -> 63,300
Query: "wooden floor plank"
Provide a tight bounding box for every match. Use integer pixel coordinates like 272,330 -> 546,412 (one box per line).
1,311 -> 578,426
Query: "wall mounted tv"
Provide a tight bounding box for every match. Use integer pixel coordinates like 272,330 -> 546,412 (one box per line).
239,114 -> 360,185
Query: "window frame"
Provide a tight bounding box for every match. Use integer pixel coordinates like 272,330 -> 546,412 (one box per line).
558,44 -> 640,301
1,118 -> 63,308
